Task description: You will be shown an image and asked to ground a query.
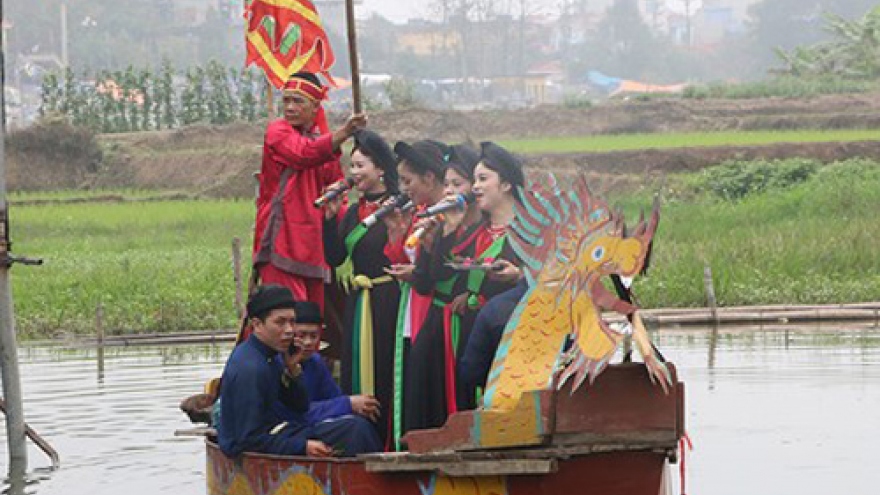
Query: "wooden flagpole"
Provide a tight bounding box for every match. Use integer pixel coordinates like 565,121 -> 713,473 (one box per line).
345,0 -> 362,113
266,80 -> 275,119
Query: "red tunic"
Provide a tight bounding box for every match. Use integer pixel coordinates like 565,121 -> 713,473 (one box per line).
252,118 -> 343,307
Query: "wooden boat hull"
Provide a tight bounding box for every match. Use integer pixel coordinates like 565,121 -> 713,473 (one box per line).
206,441 -> 671,495
205,364 -> 683,495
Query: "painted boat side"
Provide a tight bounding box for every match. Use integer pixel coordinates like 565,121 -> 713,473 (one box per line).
206,441 -> 669,495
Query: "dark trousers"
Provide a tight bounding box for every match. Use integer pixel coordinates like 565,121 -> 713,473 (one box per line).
310,415 -> 382,457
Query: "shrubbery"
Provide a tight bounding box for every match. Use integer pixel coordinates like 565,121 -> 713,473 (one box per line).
689,158 -> 819,200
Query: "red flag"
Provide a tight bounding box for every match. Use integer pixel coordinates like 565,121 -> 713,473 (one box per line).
244,0 -> 336,88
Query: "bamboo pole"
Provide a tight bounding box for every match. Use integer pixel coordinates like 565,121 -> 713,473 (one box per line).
0,0 -> 29,471
232,237 -> 244,319
96,303 -> 105,380
703,265 -> 719,325
266,81 -> 275,119
345,0 -> 362,113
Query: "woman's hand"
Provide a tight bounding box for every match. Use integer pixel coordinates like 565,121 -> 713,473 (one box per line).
412,216 -> 441,252
381,199 -> 409,242
440,194 -> 466,235
487,259 -> 523,284
323,193 -> 344,220
450,292 -> 471,315
384,263 -> 415,282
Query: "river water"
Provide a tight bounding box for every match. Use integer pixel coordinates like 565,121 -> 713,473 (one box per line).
1,325 -> 878,495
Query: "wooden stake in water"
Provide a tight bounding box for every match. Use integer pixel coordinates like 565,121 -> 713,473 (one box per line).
705,264 -> 720,368
96,303 -> 105,380
232,237 -> 244,319
704,264 -> 719,324
0,3 -> 29,471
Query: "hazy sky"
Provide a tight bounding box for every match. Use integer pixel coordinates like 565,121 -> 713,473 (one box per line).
359,0 -> 561,23
358,0 -> 763,23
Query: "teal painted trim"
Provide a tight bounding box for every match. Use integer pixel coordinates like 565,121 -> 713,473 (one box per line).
510,221 -> 542,246
471,411 -> 483,447
513,204 -> 543,235
533,392 -> 544,435
521,194 -> 549,225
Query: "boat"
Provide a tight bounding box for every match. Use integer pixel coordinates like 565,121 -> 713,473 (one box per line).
203,362 -> 685,495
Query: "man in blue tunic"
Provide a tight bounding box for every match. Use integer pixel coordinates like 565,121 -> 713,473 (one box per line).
218,285 -> 381,458
275,301 -> 380,425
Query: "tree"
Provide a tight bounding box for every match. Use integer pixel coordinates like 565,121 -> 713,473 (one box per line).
747,0 -> 879,74
774,6 -> 880,80
590,0 -> 658,80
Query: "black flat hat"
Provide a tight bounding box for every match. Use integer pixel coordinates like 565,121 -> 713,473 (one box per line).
246,285 -> 297,318
479,142 -> 524,189
394,140 -> 449,178
446,144 -> 480,181
292,301 -> 323,324
354,130 -> 398,193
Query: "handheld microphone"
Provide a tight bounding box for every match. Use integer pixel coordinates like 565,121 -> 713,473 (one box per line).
399,200 -> 415,214
314,177 -> 355,208
405,214 -> 444,249
416,193 -> 475,218
361,195 -> 411,228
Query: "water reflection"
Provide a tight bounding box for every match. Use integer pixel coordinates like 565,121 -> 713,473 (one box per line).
0,343 -> 232,495
0,328 -> 878,495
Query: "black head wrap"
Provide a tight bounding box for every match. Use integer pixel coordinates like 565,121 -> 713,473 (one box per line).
353,130 -> 398,194
445,143 -> 480,182
247,285 -> 297,321
289,71 -> 323,88
292,301 -> 323,325
479,142 -> 525,191
394,140 -> 449,180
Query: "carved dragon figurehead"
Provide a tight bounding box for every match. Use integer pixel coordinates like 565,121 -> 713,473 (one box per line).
482,174 -> 668,412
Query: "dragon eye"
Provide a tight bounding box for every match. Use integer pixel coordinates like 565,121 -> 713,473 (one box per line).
591,246 -> 605,262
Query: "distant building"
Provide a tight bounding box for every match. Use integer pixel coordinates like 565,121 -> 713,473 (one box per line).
394,20 -> 461,56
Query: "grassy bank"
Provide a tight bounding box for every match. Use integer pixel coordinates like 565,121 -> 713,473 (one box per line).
11,199 -> 253,339
622,160 -> 880,307
501,129 -> 880,154
8,159 -> 880,338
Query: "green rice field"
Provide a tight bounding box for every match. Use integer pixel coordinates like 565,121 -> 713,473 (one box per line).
501,129 -> 880,154
7,159 -> 880,339
10,199 -> 254,339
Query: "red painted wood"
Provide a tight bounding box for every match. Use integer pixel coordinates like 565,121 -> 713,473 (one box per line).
207,441 -> 668,495
552,363 -> 682,445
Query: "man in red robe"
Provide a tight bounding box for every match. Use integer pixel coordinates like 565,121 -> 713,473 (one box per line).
253,72 -> 366,312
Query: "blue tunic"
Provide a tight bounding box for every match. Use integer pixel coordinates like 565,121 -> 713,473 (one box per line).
217,335 -> 310,457
457,279 -> 529,404
273,354 -> 352,425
